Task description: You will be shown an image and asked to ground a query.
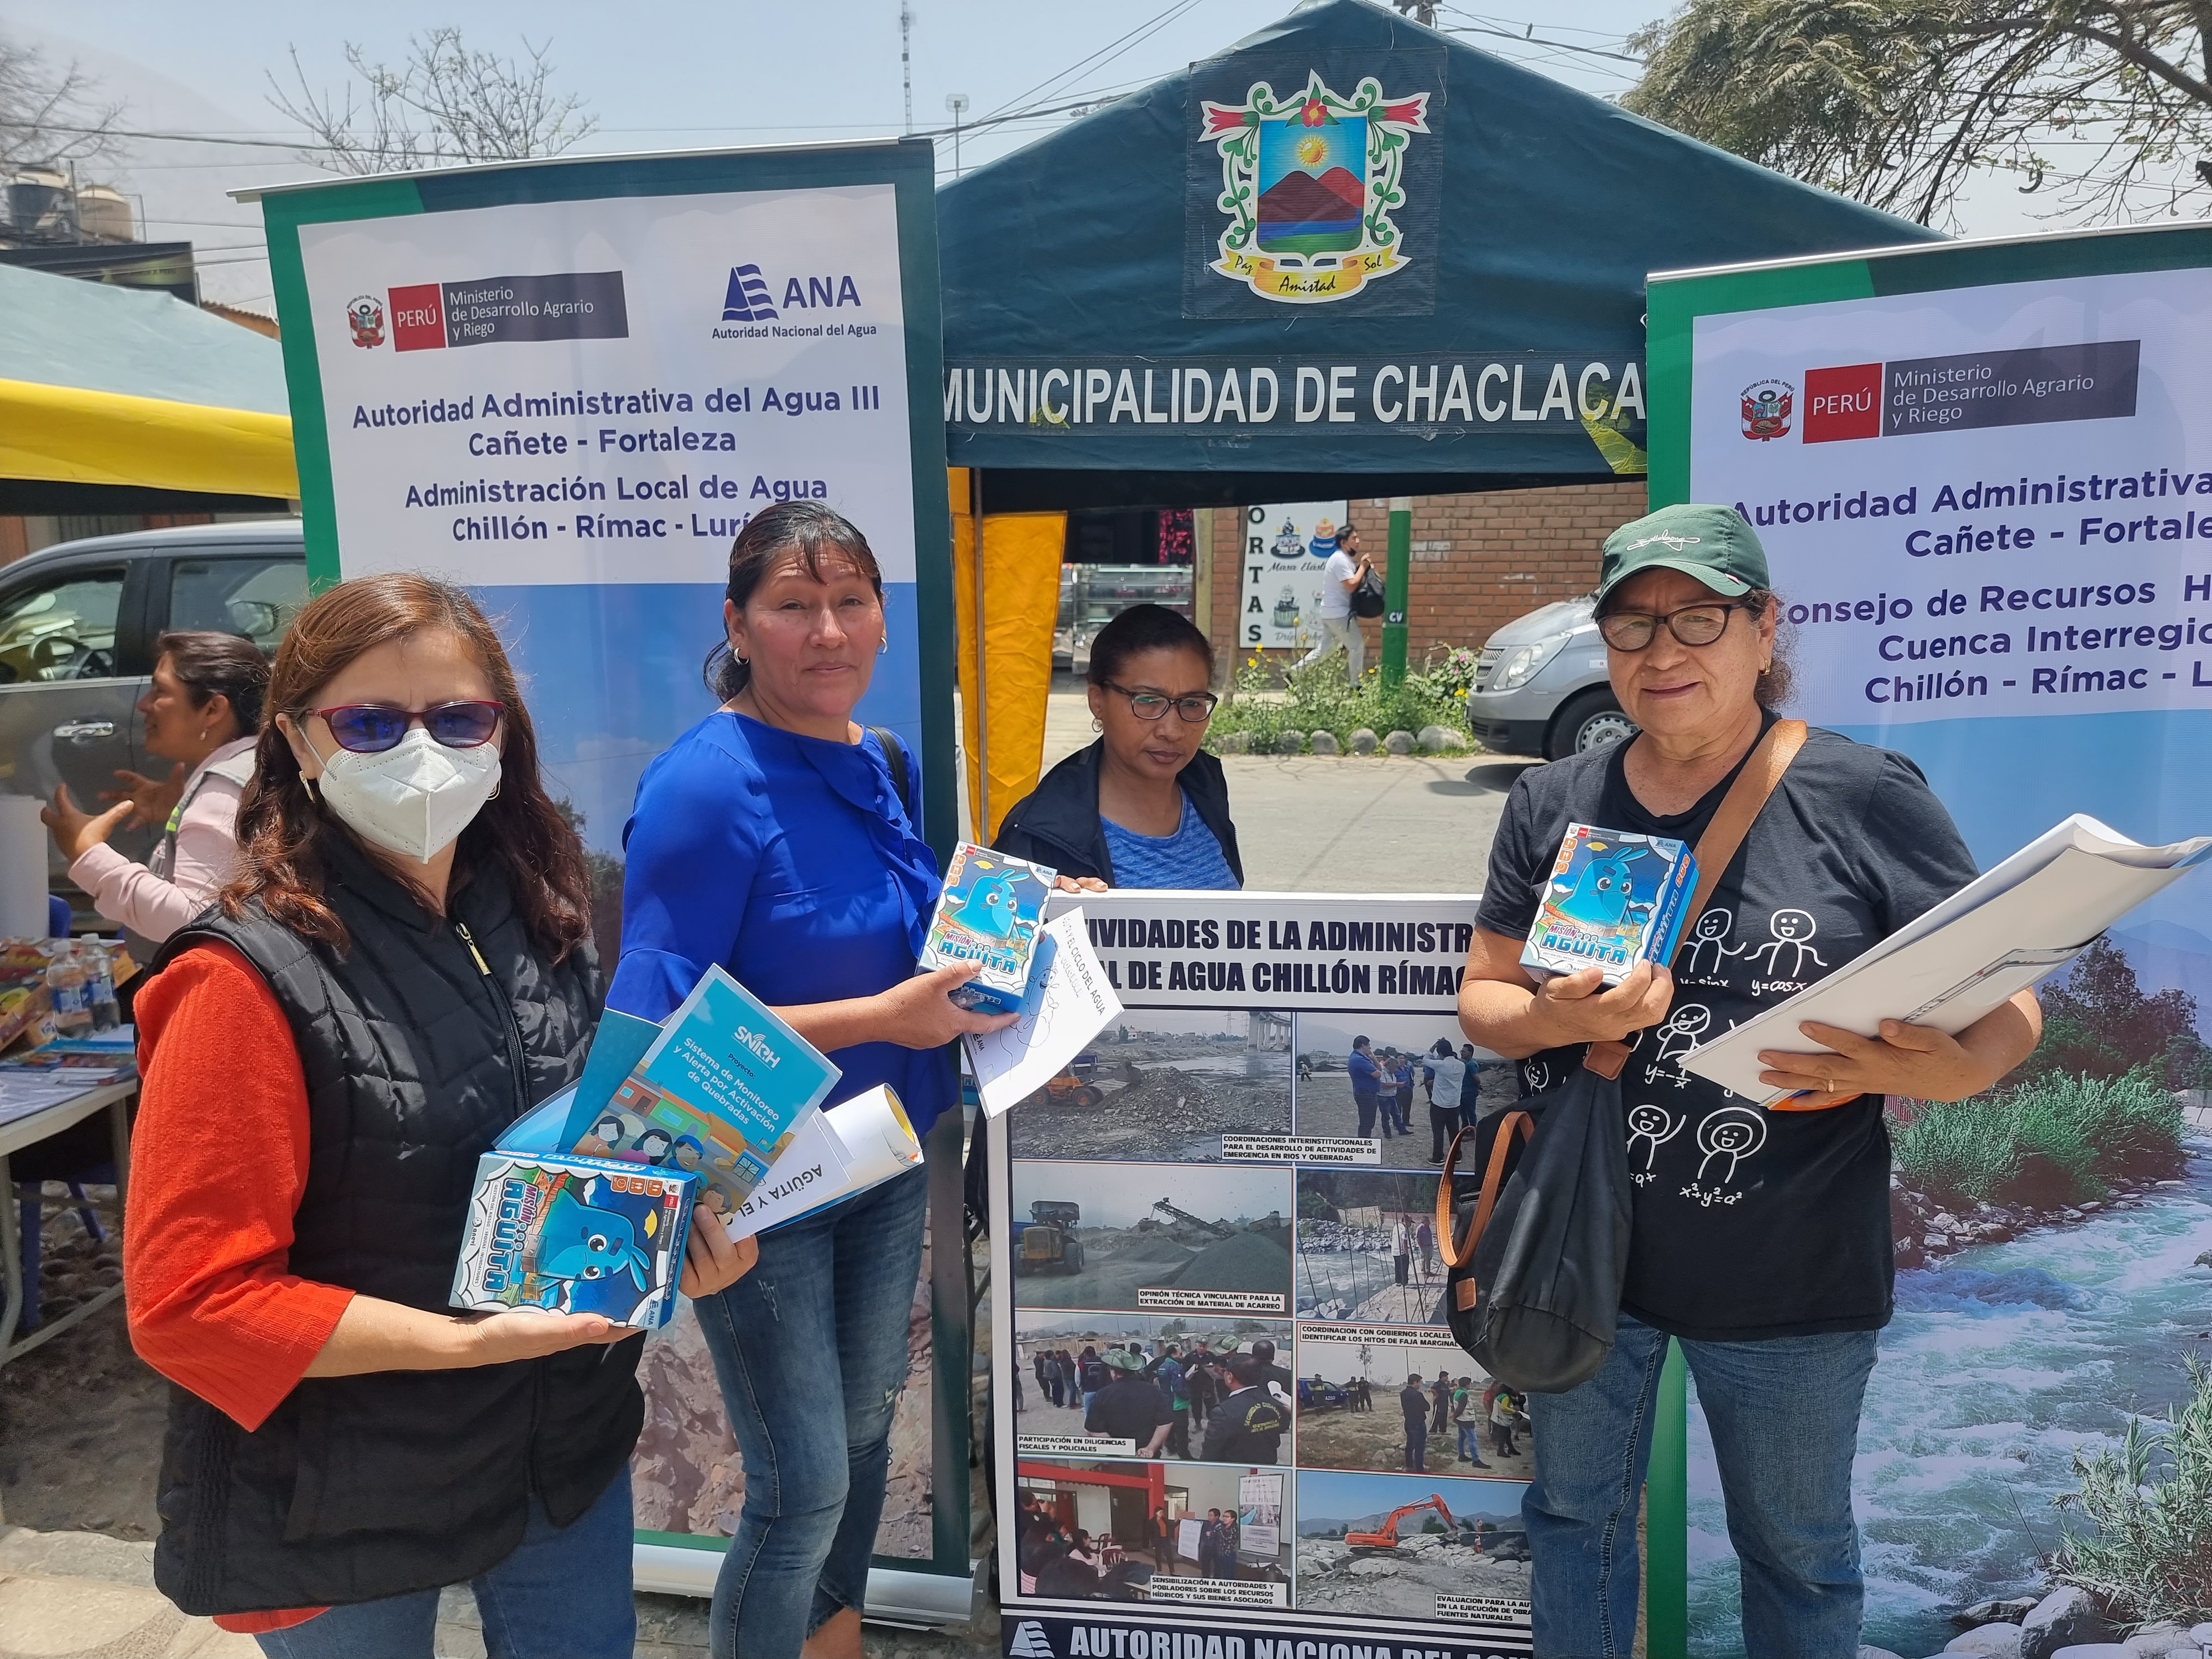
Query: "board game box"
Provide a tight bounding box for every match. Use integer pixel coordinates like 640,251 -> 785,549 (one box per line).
919,843 -> 1057,1014
1521,823 -> 1699,984
450,1150 -> 696,1328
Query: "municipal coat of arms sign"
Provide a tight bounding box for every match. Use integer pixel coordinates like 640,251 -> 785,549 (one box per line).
1201,72 -> 1431,304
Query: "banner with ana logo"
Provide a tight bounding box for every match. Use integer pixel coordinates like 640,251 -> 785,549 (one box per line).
1648,225 -> 2212,1658
251,140 -> 971,1606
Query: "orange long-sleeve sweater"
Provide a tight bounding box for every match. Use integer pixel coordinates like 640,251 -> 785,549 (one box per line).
127,942 -> 353,1635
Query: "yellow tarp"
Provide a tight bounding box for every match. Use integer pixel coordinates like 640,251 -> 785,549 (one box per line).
951,467 -> 1064,843
0,377 -> 297,498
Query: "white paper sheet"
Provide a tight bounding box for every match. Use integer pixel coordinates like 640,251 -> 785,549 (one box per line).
0,1073 -> 112,1130
1682,814 -> 2212,1104
964,907 -> 1124,1118
718,1084 -> 921,1241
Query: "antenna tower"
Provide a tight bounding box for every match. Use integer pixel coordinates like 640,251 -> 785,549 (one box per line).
901,3 -> 915,134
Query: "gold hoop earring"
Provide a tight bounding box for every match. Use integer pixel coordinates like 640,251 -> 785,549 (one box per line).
302,775 -> 320,806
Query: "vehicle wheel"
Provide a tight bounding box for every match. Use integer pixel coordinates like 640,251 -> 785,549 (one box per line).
1547,689 -> 1637,760
1067,1243 -> 1084,1271
1074,1086 -> 1103,1108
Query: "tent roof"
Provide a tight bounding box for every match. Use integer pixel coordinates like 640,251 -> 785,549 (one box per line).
0,262 -> 295,513
938,0 -> 1940,508
0,262 -> 289,413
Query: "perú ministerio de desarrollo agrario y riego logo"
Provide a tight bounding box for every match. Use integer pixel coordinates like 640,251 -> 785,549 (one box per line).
1200,71 -> 1430,304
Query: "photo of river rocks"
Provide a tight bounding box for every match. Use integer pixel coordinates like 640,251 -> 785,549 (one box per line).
1294,1469 -> 1530,1620
1005,1008 -> 1293,1164
1295,1171 -> 1452,1324
629,1230 -> 935,1561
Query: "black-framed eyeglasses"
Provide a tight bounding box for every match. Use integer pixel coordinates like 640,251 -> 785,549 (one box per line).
1102,681 -> 1219,723
1596,602 -> 1747,651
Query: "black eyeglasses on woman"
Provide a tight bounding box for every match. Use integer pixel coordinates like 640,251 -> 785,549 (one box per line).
1100,681 -> 1219,723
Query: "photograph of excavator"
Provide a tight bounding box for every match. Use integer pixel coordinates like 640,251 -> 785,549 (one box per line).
1008,1161 -> 1294,1314
1293,1468 -> 1531,1619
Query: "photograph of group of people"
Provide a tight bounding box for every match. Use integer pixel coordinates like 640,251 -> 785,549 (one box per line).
1013,1462 -> 1291,1606
1293,1336 -> 1532,1483
1013,1314 -> 1292,1465
1292,1014 -> 1522,1171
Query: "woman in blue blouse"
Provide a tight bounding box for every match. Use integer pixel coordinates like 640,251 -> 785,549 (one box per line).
609,502 -> 1013,1659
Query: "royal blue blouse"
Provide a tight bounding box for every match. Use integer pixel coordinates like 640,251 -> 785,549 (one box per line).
606,710 -> 954,1139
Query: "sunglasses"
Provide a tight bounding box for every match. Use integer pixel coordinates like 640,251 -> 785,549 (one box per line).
307,701 -> 504,754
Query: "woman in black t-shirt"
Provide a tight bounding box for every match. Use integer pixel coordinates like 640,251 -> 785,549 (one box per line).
1458,504 -> 2041,1659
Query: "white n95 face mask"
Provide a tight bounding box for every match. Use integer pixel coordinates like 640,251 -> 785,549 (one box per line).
309,726 -> 502,864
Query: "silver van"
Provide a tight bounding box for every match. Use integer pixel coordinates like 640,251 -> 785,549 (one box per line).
0,521 -> 307,916
1462,594 -> 1637,761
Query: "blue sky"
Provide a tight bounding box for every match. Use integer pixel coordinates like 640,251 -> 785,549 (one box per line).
6,0 -> 1712,310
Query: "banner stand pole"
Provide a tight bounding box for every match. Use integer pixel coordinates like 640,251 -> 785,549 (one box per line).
971,467 -> 990,841
1381,494 -> 1411,685
1646,1339 -> 1689,1657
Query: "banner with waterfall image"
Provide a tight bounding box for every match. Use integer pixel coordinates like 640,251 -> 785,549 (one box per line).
1650,225 -> 2212,1658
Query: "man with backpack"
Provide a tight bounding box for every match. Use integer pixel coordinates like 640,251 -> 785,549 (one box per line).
1293,522 -> 1375,685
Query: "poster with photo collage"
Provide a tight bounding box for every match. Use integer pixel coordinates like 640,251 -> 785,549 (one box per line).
989,891 -> 1537,1657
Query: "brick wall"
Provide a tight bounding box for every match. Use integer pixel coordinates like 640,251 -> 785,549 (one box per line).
1209,479 -> 1647,676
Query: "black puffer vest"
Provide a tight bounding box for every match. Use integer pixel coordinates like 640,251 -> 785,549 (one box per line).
146,839 -> 628,1616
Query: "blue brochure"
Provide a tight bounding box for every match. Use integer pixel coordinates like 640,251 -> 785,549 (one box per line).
551,1007 -> 663,1151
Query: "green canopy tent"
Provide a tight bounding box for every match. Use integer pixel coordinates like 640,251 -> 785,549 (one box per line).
939,0 -> 1939,510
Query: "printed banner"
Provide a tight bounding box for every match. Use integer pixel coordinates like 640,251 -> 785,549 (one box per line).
994,892 -> 1538,1657
1238,500 -> 1350,653
1652,227 -> 2212,1658
257,142 -> 964,1580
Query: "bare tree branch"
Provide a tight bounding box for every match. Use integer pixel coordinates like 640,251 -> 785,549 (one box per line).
265,29 -> 597,176
0,30 -> 126,171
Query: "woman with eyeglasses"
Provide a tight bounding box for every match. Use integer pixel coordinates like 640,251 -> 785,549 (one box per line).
609,500 -> 1013,1659
995,603 -> 1243,890
122,575 -> 754,1657
1456,505 -> 2038,1659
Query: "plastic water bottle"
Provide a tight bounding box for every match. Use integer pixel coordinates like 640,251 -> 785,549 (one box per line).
47,942 -> 90,1032
83,939 -> 120,1032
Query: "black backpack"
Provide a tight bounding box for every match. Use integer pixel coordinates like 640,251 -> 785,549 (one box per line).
1438,719 -> 1806,1392
1349,567 -> 1386,618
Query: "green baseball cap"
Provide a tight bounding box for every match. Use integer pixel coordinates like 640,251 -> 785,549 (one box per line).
1598,504 -> 1769,604
1103,1348 -> 1146,1373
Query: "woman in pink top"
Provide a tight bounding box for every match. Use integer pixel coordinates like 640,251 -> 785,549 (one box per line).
43,630 -> 269,945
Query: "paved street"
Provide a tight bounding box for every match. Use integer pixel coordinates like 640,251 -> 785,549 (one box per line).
962,688 -> 1535,890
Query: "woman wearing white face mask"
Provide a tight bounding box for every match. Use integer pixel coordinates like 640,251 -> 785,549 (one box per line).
122,574 -> 755,1658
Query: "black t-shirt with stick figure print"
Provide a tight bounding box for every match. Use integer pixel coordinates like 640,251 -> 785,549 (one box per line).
1474,717 -> 1979,1341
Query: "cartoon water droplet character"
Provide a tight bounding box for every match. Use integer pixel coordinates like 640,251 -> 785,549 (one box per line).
533,1178 -> 653,1305
1747,909 -> 1829,979
1693,1107 -> 1768,1186
1549,841 -> 1657,930
1675,907 -> 1745,977
1625,1103 -> 1686,1172
951,872 -> 1020,938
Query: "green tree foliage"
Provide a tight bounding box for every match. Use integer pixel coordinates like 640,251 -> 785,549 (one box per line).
1623,0 -> 2212,225
2022,934 -> 2210,1089
1892,1067 -> 2183,1204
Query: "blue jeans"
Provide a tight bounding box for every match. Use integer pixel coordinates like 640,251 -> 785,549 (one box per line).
695,1163 -> 928,1659
1523,1315 -> 1877,1659
1457,1422 -> 1488,1464
252,1468 -> 634,1658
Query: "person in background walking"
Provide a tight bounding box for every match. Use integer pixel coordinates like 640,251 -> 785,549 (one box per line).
1427,1036 -> 1466,1162
1392,1215 -> 1413,1287
1348,1035 -> 1383,1138
1293,522 -> 1374,685
45,630 -> 269,950
1401,1374 -> 1430,1472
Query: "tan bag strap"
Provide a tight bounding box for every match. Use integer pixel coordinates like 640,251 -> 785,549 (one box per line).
1436,1110 -> 1534,1272
1582,719 -> 1808,1080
